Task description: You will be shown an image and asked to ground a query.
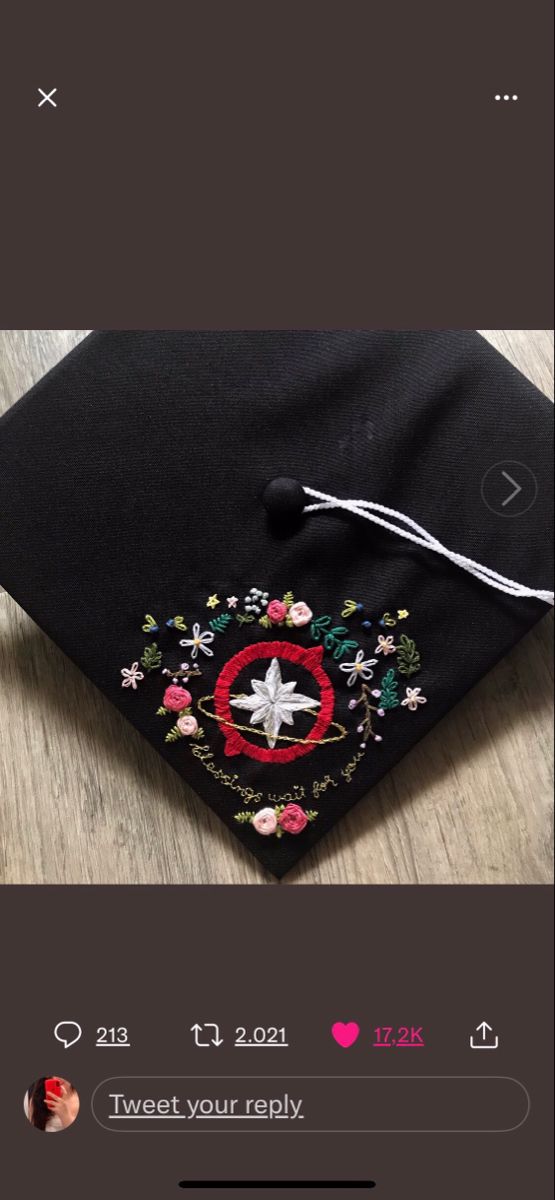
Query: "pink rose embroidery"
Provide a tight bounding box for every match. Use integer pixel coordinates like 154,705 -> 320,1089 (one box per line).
177,714 -> 199,737
252,807 -> 279,836
267,599 -> 288,623
278,803 -> 309,834
288,601 -> 313,627
163,685 -> 192,712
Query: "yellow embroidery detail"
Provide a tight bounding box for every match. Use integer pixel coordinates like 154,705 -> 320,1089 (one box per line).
195,694 -> 348,747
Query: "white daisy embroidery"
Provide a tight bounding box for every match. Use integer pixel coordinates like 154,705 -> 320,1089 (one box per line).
121,662 -> 145,690
230,657 -> 320,749
179,622 -> 215,659
401,686 -> 427,711
340,649 -> 378,688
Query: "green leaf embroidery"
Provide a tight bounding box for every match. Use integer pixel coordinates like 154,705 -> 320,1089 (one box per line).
379,667 -> 400,709
332,638 -> 359,661
209,613 -> 233,634
165,725 -> 183,743
141,643 -> 162,672
142,614 -> 159,634
341,599 -> 359,618
236,613 -> 256,626
234,812 -> 254,825
172,615 -> 187,631
157,706 -> 169,717
310,615 -> 332,640
311,614 -> 360,660
397,634 -> 421,678
283,590 -> 295,607
258,614 -> 272,629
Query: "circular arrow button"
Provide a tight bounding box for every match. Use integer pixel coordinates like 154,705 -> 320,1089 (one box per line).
481,461 -> 538,518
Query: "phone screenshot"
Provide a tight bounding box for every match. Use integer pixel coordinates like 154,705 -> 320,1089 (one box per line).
0,3 -> 553,1198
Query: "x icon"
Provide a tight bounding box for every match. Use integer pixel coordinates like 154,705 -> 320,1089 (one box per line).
38,87 -> 58,108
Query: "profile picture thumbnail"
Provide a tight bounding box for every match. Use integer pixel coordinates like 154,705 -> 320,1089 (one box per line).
24,1076 -> 80,1132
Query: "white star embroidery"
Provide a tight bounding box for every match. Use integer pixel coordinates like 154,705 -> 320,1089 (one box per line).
230,657 -> 320,749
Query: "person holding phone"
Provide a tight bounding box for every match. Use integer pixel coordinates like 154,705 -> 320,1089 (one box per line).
24,1077 -> 80,1132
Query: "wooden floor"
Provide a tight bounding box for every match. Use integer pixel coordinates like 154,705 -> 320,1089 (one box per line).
0,330 -> 553,885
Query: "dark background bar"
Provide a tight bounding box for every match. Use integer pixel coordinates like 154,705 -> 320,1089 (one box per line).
178,1185 -> 376,1190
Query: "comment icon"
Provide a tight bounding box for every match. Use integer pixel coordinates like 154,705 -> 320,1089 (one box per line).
54,1020 -> 82,1049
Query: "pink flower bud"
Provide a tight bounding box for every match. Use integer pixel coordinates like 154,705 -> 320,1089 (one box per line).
252,807 -> 278,836
163,685 -> 192,712
288,601 -> 313,627
278,803 -> 309,834
267,599 -> 288,623
177,714 -> 199,737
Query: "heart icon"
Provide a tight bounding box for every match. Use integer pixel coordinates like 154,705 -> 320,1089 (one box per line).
331,1021 -> 360,1048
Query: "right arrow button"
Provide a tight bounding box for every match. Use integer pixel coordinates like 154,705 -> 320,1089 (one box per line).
501,470 -> 523,507
481,461 -> 538,517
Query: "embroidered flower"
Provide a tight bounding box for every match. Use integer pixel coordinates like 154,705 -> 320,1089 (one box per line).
227,596 -> 239,608
180,623 -> 215,659
401,686 -> 427,711
278,803 -> 309,834
288,601 -> 313,627
252,807 -> 279,836
206,594 -> 220,609
267,599 -> 288,623
339,650 -> 378,687
121,662 -> 145,690
397,609 -> 410,620
164,685 -> 193,712
244,588 -> 269,615
375,634 -> 396,656
177,714 -> 199,737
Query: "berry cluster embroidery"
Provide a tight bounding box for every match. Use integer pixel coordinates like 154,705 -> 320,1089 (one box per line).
119,588 -> 428,839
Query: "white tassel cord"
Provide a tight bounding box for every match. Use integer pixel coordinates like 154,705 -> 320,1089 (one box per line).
302,486 -> 554,606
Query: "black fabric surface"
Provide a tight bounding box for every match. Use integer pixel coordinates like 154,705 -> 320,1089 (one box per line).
0,330 -> 553,877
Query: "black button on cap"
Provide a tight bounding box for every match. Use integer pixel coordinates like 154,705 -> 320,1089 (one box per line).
262,477 -> 306,520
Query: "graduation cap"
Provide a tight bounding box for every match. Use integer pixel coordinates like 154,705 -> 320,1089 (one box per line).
0,330 -> 552,877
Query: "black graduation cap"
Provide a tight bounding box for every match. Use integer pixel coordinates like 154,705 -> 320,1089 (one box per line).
0,331 -> 553,877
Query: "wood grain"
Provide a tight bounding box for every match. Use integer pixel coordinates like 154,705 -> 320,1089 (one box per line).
0,330 -> 553,885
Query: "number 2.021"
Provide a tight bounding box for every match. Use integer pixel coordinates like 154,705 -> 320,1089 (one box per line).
235,1027 -> 288,1046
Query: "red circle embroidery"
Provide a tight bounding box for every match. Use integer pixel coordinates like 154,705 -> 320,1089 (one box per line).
214,640 -> 335,764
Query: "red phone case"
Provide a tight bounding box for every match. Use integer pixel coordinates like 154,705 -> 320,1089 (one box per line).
45,1077 -> 63,1098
